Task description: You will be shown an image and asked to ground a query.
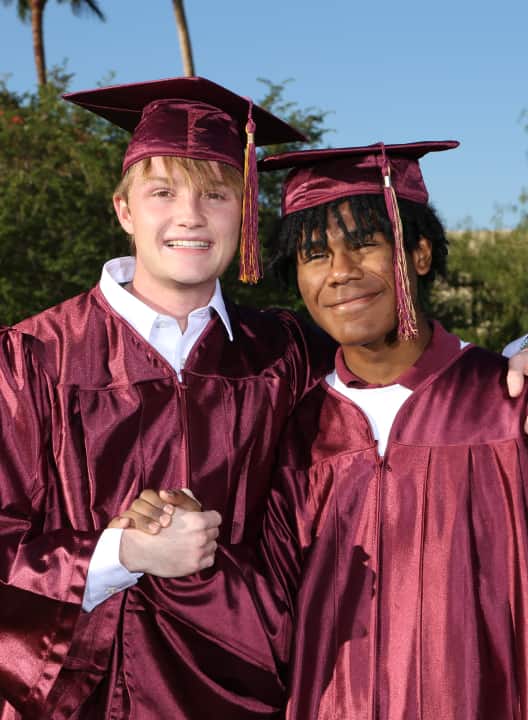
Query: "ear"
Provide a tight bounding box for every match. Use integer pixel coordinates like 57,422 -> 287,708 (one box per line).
113,194 -> 134,236
411,236 -> 433,277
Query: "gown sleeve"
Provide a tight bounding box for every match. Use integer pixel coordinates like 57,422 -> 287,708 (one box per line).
0,329 -> 99,716
276,310 -> 336,411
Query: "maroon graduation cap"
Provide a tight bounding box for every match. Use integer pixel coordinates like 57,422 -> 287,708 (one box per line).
64,76 -> 306,284
259,141 -> 459,339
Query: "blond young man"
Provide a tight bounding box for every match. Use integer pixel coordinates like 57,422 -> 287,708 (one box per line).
0,77 -> 332,719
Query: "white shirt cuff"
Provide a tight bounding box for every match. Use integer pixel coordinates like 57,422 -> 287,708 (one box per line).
82,528 -> 143,612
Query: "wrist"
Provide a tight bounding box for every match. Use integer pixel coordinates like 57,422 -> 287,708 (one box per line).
119,529 -> 145,573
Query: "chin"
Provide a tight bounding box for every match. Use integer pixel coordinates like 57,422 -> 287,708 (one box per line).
337,326 -> 396,348
327,321 -> 375,346
168,273 -> 215,286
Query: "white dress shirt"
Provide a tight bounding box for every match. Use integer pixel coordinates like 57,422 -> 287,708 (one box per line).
503,335 -> 528,358
83,257 -> 233,611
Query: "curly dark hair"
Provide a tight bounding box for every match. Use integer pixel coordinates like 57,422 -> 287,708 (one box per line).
269,194 -> 448,305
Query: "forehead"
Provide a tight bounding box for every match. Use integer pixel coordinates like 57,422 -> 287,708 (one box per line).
299,200 -> 358,242
135,156 -> 226,184
328,201 -> 356,227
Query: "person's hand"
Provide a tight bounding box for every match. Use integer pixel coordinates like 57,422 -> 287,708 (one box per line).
108,488 -> 200,533
506,350 -> 528,433
119,505 -> 221,577
108,488 -> 221,577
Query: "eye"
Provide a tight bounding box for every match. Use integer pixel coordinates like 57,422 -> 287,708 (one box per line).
347,237 -> 379,251
152,188 -> 174,199
357,241 -> 377,251
203,188 -> 231,201
301,250 -> 328,264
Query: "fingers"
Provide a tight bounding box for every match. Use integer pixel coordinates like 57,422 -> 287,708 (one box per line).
506,350 -> 528,398
117,482 -> 221,544
137,489 -> 177,519
199,553 -> 216,571
130,496 -> 173,528
171,509 -> 222,532
159,489 -> 201,512
120,509 -> 162,534
195,540 -> 218,571
203,526 -> 220,544
507,369 -> 525,398
107,516 -> 132,529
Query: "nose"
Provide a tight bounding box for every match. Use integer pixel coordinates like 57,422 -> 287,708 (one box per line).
173,188 -> 206,228
328,248 -> 363,285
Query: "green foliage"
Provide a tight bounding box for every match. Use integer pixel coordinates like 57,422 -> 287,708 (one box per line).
430,226 -> 528,351
0,68 -> 128,322
56,0 -> 105,20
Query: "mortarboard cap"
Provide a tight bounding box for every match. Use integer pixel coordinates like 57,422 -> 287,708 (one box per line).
64,76 -> 307,284
259,140 -> 459,339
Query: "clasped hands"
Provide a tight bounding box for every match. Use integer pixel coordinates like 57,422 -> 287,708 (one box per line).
108,489 -> 220,578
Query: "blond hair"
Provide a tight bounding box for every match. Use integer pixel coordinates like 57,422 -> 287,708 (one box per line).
114,156 -> 243,202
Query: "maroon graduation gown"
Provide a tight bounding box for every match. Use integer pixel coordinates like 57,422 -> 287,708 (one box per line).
0,286 -> 332,719
164,324 -> 528,719
0,328 -> 98,719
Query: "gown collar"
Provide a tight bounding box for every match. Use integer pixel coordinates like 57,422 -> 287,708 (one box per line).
335,320 -> 466,390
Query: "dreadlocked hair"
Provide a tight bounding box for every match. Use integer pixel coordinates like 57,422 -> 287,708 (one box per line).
270,194 -> 448,303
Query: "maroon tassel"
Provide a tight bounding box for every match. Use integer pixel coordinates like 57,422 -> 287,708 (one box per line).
381,150 -> 418,340
239,101 -> 262,284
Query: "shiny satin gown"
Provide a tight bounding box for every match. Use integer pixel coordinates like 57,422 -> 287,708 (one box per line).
0,288 -> 332,719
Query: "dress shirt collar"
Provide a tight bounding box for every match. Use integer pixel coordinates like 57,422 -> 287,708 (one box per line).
335,320 -> 466,390
99,256 -> 233,341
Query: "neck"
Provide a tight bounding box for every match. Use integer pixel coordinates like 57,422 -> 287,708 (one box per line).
341,313 -> 432,385
128,274 -> 216,332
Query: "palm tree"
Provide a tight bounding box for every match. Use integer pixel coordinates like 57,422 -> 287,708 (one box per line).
1,0 -> 105,86
171,0 -> 195,76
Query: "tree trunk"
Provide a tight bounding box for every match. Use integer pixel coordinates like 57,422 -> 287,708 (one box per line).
171,0 -> 195,76
31,0 -> 46,86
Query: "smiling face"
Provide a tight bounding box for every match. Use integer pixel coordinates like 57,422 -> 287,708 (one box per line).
113,156 -> 242,308
296,201 -> 431,351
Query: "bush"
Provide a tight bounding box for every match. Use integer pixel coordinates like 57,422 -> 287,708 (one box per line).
0,69 -> 128,323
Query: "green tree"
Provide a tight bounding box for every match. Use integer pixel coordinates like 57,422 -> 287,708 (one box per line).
1,0 -> 105,86
0,68 -> 127,322
429,226 -> 528,352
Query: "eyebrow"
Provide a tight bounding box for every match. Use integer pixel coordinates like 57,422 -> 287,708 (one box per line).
142,176 -> 172,184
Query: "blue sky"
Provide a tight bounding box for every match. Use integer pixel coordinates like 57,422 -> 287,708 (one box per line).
1,0 -> 527,229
